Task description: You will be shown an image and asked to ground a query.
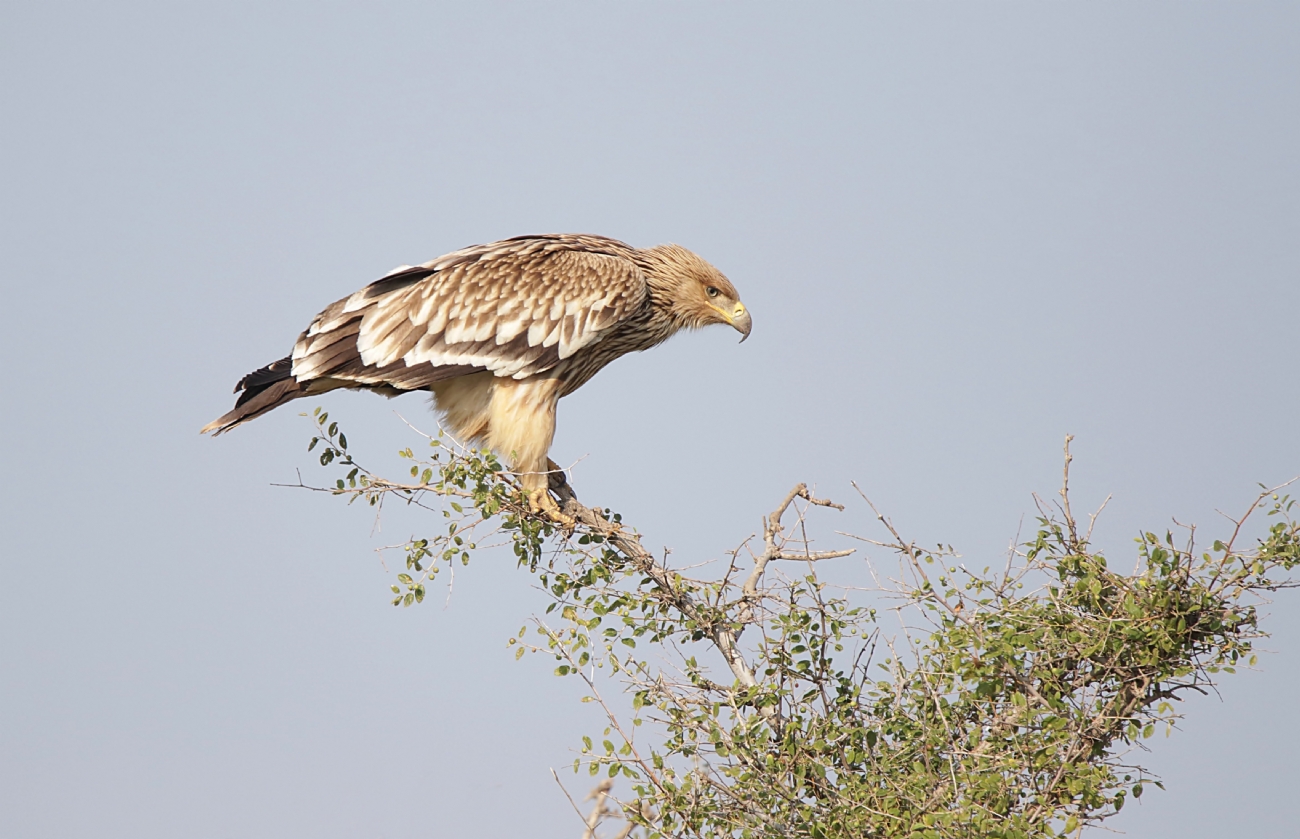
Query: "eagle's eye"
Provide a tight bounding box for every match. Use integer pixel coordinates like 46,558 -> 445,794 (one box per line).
706,286 -> 720,298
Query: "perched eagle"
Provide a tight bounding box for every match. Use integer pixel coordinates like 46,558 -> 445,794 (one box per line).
202,234 -> 751,516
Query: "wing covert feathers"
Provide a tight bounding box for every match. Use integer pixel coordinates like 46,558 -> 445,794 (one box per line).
292,236 -> 646,387
203,234 -> 650,434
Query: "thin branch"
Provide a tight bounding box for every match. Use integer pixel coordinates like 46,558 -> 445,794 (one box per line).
1061,433 -> 1078,544
554,486 -> 845,730
552,770 -> 593,832
582,779 -> 615,839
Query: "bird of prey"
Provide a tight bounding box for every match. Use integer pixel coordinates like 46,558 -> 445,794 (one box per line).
202,233 -> 751,518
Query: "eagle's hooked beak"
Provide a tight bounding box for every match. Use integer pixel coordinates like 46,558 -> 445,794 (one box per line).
731,303 -> 752,343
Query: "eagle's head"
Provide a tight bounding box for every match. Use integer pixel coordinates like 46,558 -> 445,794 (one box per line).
642,243 -> 752,342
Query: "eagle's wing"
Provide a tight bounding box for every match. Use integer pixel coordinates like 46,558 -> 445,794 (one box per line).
291,235 -> 648,390
200,236 -> 647,435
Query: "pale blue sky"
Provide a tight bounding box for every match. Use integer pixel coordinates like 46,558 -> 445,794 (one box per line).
2,3 -> 1298,836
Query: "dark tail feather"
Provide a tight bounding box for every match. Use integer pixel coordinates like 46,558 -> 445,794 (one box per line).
201,356 -> 304,435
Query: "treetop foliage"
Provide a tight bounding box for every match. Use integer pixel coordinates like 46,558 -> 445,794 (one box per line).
294,410 -> 1299,839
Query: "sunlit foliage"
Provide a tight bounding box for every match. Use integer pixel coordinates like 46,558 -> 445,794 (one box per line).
301,412 -> 1298,838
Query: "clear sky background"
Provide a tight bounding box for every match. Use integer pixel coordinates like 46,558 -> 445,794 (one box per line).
2,2 -> 1298,837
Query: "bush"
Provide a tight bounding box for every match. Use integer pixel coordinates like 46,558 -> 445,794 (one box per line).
298,412 -> 1299,838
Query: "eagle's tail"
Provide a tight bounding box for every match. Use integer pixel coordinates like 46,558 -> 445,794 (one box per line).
201,355 -> 304,435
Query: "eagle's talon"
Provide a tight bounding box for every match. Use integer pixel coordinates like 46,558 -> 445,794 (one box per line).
527,486 -> 577,530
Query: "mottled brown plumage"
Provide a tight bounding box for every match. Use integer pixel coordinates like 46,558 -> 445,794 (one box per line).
203,234 -> 750,515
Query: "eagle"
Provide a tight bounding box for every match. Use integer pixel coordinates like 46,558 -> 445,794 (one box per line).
202,233 -> 751,518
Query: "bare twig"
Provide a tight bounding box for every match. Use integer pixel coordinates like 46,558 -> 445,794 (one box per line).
555,489 -> 822,729
582,779 -> 615,839
1061,434 -> 1078,544
742,483 -> 852,616
552,770 -> 592,831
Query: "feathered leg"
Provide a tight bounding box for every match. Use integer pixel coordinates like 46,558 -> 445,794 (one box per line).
486,376 -> 573,525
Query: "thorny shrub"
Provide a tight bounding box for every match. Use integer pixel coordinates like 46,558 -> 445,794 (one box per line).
298,411 -> 1299,839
